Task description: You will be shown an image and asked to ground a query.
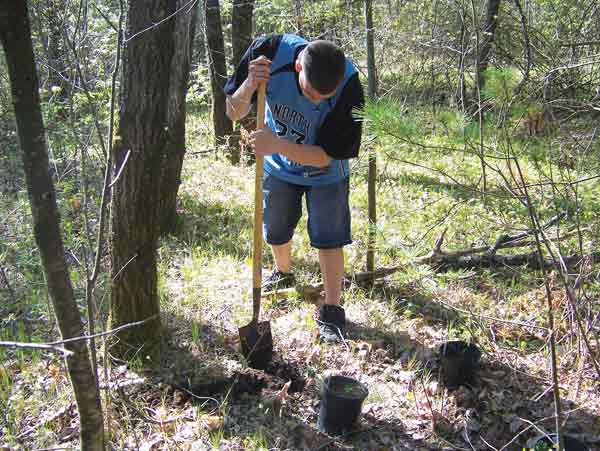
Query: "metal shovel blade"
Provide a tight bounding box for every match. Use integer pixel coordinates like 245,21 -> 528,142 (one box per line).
239,319 -> 273,370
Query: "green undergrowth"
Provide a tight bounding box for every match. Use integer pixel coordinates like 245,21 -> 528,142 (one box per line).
2,104 -> 599,449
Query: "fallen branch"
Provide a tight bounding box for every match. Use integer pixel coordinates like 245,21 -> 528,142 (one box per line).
0,341 -> 73,357
417,223 -> 595,270
419,215 -> 565,259
114,387 -> 193,425
0,314 -> 159,355
420,250 -> 600,270
435,298 -> 549,331
263,266 -> 404,299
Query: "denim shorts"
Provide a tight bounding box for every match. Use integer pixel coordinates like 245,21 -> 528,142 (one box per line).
263,174 -> 352,249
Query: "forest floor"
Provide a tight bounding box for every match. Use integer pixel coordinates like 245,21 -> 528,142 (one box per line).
2,111 -> 600,451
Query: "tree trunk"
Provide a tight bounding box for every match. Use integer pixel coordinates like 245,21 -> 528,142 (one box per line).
205,0 -> 233,154
477,0 -> 502,91
44,0 -> 68,96
0,3 -> 105,450
231,0 -> 254,69
365,0 -> 377,279
109,0 -> 178,356
513,0 -> 531,91
456,5 -> 467,110
159,0 -> 197,234
293,0 -> 304,36
194,1 -> 207,67
230,0 -> 255,164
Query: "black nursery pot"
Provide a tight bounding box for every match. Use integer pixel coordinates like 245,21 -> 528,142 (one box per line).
439,341 -> 481,389
317,375 -> 369,436
533,434 -> 590,451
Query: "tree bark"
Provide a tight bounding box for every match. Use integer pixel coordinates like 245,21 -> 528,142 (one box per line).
229,0 -> 255,164
456,5 -> 467,110
109,0 -> 178,356
293,0 -> 304,36
365,0 -> 377,278
205,0 -> 233,153
513,0 -> 531,91
231,0 -> 254,70
44,0 -> 68,97
159,0 -> 197,234
193,0 -> 207,67
477,0 -> 502,91
0,3 -> 105,450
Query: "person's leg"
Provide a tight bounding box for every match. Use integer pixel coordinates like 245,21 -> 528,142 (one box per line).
271,241 -> 292,273
319,247 -> 344,306
306,178 -> 351,342
262,175 -> 303,289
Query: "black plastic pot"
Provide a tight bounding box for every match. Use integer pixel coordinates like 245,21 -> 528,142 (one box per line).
439,341 -> 481,389
317,375 -> 368,435
532,434 -> 590,451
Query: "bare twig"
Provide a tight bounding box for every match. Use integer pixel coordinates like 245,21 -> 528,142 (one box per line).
90,9 -> 123,285
0,264 -> 16,304
0,315 -> 159,352
435,297 -> 549,332
0,341 -> 73,357
513,157 -> 564,451
108,149 -> 131,189
124,0 -> 198,43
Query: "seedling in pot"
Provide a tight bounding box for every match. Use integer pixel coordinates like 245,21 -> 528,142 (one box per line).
531,433 -> 590,451
317,375 -> 368,435
439,340 -> 481,389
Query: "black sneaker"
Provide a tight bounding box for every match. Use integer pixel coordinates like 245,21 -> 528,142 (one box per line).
317,304 -> 346,344
262,269 -> 295,292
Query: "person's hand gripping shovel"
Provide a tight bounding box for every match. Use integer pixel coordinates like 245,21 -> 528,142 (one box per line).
238,82 -> 273,369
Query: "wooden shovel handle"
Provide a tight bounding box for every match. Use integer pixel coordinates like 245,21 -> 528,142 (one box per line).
252,82 -> 266,323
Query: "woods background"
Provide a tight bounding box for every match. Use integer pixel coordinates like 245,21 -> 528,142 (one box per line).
1,0 -> 600,450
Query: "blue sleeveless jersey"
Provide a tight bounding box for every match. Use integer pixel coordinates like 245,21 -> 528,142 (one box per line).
263,34 -> 357,186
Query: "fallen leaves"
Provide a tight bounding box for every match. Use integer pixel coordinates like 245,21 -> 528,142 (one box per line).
198,414 -> 223,431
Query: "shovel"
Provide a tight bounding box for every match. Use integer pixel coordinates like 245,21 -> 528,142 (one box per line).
239,82 -> 273,369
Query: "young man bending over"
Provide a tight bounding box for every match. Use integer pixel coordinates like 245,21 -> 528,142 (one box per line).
224,34 -> 364,343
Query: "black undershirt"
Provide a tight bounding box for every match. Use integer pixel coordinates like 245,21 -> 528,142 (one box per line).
224,34 -> 364,160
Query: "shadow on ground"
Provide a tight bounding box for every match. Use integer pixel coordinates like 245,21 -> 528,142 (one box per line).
109,277 -> 598,450
167,192 -> 253,259
342,280 -> 600,450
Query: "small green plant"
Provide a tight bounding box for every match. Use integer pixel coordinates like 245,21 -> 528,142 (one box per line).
243,428 -> 269,451
481,68 -> 518,105
191,322 -> 202,349
209,428 -> 225,449
532,440 -> 556,451
128,354 -> 145,373
0,365 -> 12,406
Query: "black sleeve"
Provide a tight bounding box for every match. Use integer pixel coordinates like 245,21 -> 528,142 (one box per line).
223,34 -> 282,100
316,73 -> 365,160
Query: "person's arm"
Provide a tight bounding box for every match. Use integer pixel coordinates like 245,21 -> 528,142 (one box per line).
278,140 -> 332,167
249,73 -> 364,167
226,78 -> 256,122
224,35 -> 281,121
226,56 -> 271,121
250,128 -> 332,167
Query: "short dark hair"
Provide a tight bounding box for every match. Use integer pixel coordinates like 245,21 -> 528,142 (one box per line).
302,40 -> 346,95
